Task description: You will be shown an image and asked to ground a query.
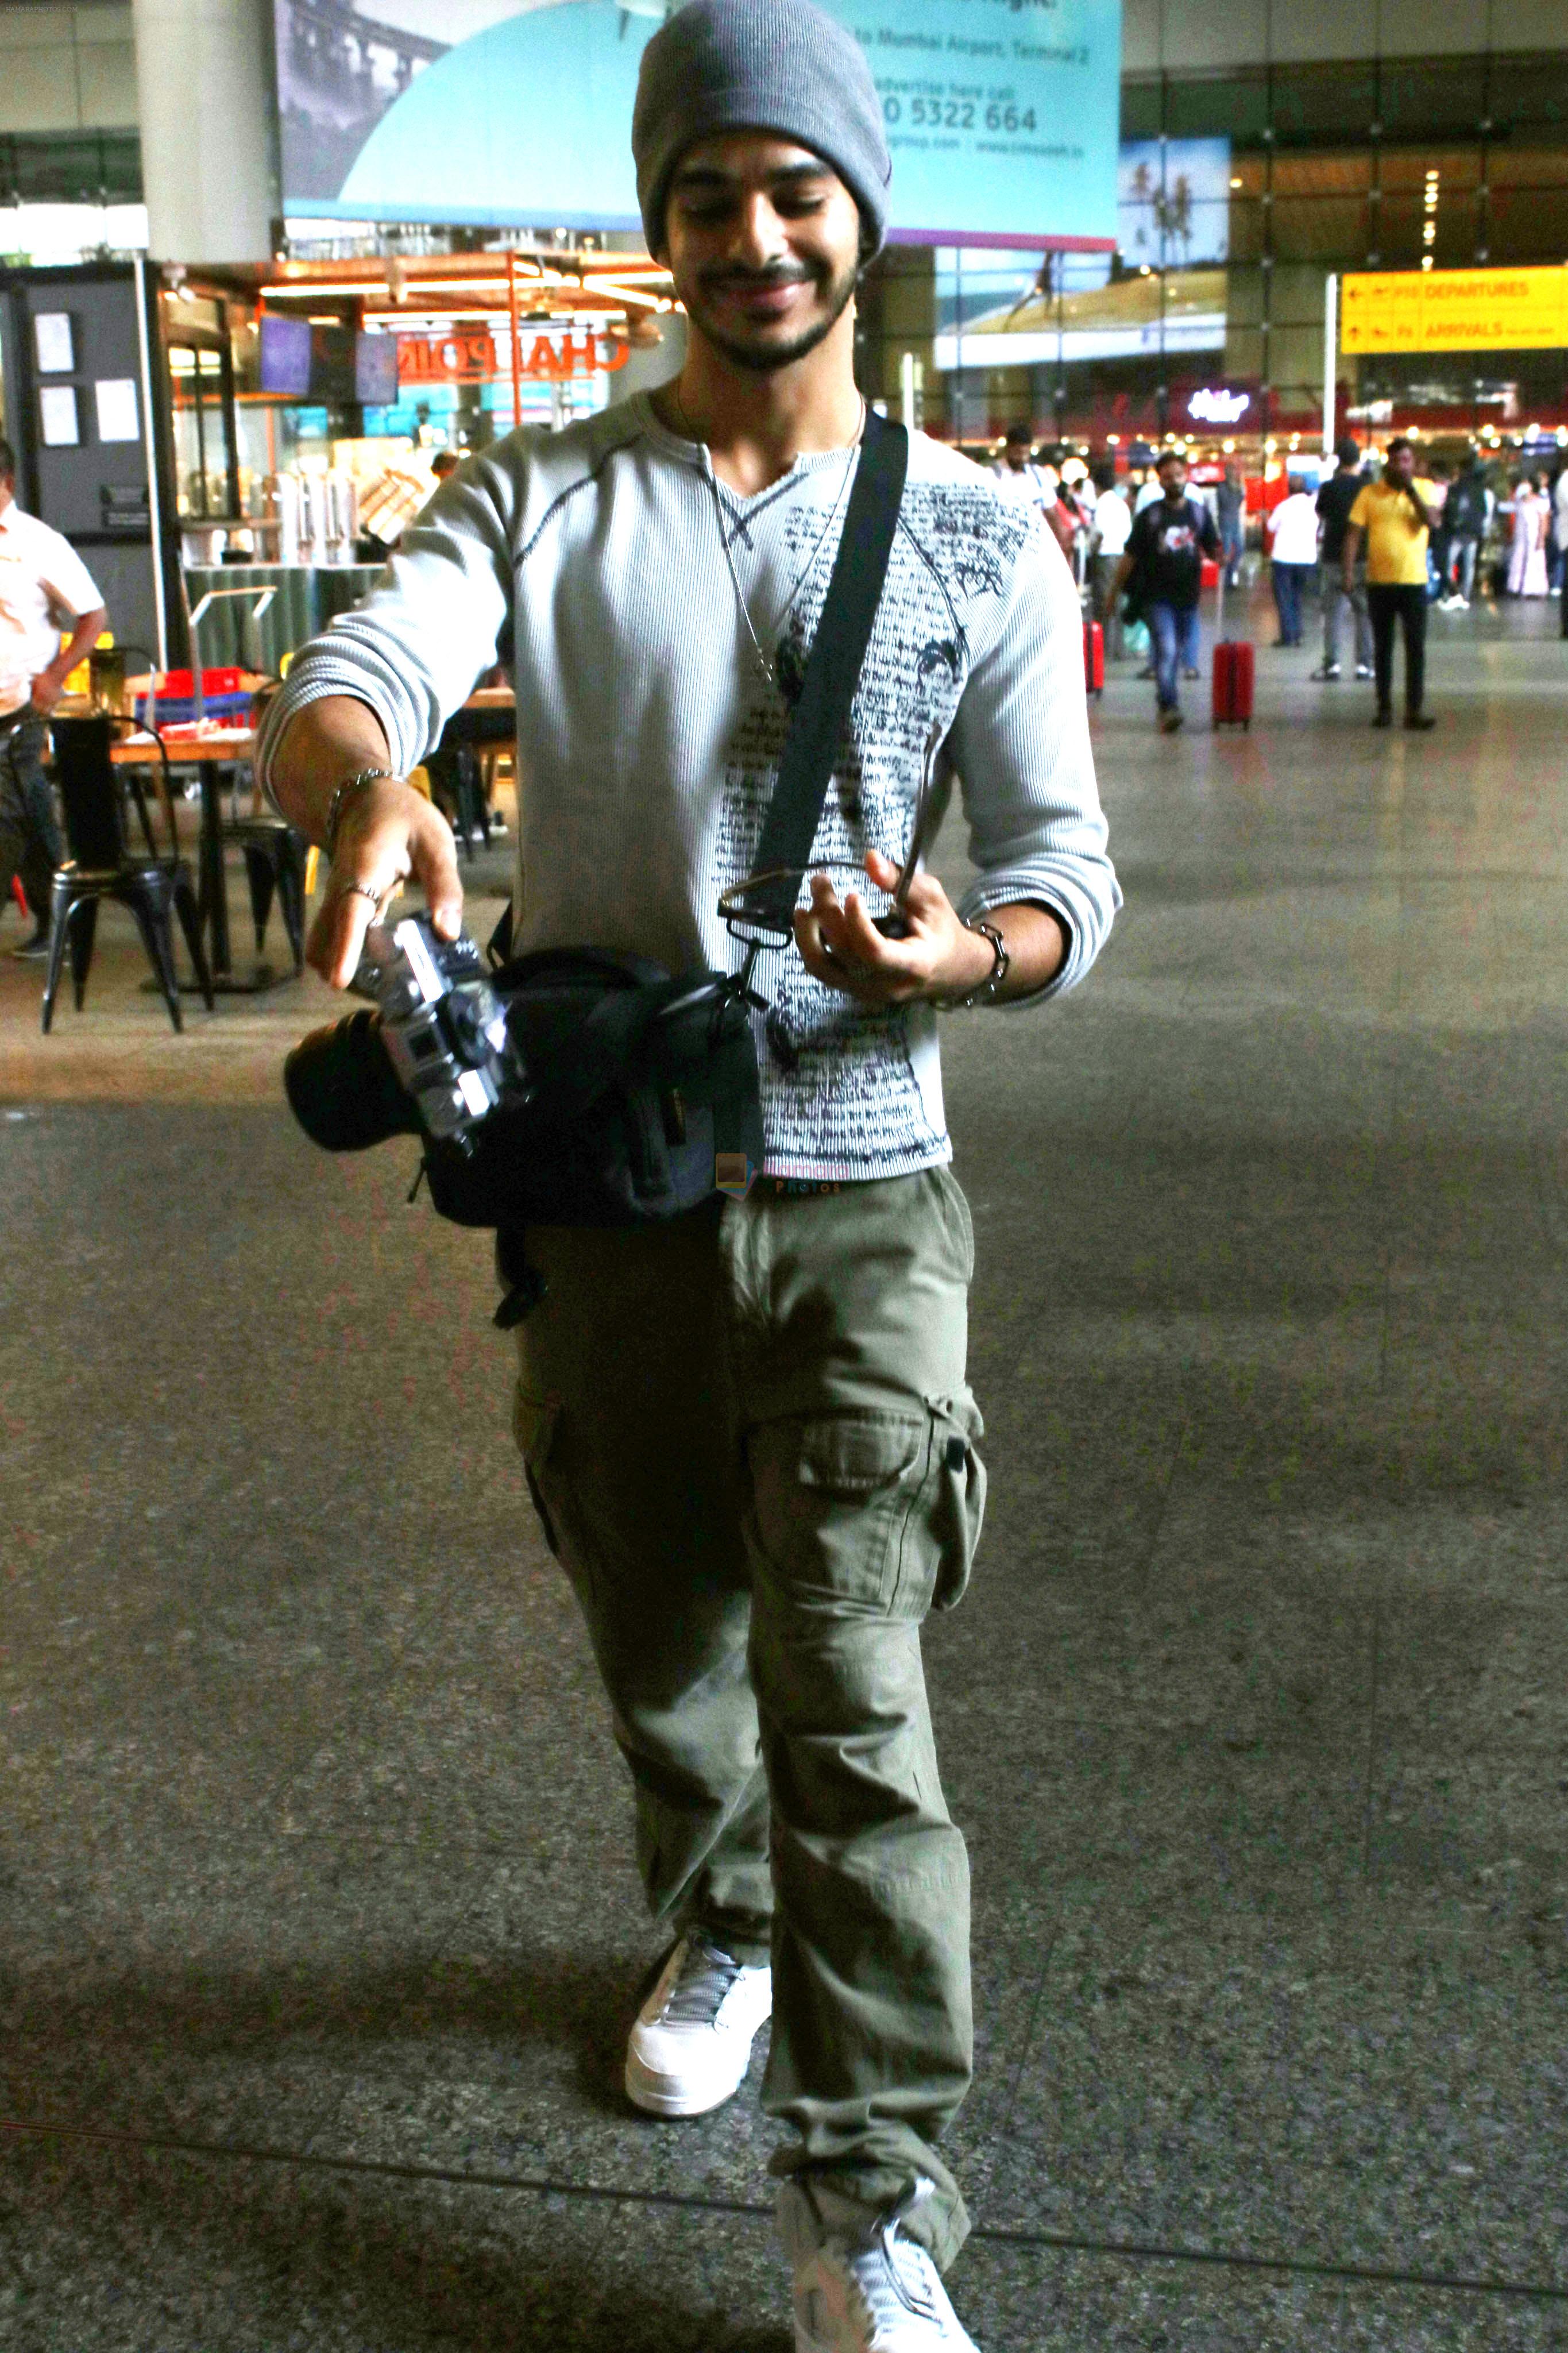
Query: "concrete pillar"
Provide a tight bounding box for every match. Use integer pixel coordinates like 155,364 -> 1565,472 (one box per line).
132,0 -> 277,261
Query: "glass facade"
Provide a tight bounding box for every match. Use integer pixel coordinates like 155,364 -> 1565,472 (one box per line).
856,45 -> 1568,461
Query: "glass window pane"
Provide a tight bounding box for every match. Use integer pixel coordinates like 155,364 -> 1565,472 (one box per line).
1373,194 -> 1426,269
1488,184 -> 1568,263
1489,145 -> 1568,190
1167,74 -> 1268,142
1229,195 -> 1266,264
1379,148 -> 1480,192
1120,80 -> 1160,140
1272,154 -> 1373,199
1265,265 -> 1328,331
1380,61 -> 1483,138
1490,57 -> 1568,133
1272,196 -> 1371,263
1273,67 -> 1377,146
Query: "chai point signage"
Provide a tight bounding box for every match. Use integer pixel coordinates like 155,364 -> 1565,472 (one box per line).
1341,267 -> 1568,356
395,328 -> 630,385
273,0 -> 1121,249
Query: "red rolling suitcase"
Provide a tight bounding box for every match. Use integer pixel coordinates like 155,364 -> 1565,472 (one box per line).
1082,618 -> 1104,698
1210,569 -> 1253,730
1212,639 -> 1253,729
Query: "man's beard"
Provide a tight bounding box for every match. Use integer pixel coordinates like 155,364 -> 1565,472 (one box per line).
684,253 -> 859,375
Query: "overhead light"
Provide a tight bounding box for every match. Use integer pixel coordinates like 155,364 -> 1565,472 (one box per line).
1106,431 -> 1119,443
1230,175 -> 1243,189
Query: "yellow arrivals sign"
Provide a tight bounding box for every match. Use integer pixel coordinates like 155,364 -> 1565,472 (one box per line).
1341,267 -> 1568,355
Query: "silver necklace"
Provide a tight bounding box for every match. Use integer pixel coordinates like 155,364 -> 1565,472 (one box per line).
675,384 -> 867,693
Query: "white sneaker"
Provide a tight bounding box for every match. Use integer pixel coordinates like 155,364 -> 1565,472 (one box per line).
791,2199 -> 982,2352
624,1935 -> 771,2117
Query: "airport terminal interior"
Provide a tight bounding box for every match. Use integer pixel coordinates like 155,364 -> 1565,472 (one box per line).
2,1 -> 1567,2348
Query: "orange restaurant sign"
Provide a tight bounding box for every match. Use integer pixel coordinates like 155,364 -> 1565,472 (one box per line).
397,329 -> 629,385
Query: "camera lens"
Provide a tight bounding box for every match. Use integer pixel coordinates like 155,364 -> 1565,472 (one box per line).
284,1008 -> 423,1152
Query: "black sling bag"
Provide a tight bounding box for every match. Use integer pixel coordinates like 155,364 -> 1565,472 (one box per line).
418,411 -> 910,1272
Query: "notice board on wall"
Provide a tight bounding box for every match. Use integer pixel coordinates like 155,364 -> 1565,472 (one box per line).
273,0 -> 1120,250
1341,267 -> 1568,356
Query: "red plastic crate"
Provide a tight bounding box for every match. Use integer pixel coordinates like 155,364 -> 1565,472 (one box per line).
154,667 -> 248,700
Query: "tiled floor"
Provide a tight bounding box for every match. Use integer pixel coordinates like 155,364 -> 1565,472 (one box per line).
3,592 -> 1566,2347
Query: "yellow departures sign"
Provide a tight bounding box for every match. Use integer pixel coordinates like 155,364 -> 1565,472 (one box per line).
1341,266 -> 1568,355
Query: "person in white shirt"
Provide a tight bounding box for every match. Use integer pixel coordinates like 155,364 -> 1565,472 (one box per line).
1267,473 -> 1320,647
0,437 -> 108,955
1133,469 -> 1164,514
1551,463 -> 1568,594
989,422 -> 1055,516
1089,465 -> 1132,658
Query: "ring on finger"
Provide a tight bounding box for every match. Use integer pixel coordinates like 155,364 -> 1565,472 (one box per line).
334,878 -> 387,910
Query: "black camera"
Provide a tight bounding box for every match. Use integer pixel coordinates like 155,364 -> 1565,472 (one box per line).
284,915 -> 528,1156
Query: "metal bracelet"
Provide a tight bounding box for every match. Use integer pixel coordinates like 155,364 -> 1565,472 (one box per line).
323,767 -> 396,861
934,920 -> 1010,1011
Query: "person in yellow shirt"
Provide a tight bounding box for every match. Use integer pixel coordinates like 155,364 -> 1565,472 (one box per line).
1343,437 -> 1437,730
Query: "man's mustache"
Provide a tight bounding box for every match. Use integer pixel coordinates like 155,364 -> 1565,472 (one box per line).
699,263 -> 820,292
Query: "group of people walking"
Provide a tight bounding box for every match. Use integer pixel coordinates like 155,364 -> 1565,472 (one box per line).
990,421 -> 1568,739
997,426 -> 1467,732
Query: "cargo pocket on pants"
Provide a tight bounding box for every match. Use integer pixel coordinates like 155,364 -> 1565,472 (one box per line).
512,1383 -> 562,1559
900,1389 -> 987,1615
749,1409 -> 928,1613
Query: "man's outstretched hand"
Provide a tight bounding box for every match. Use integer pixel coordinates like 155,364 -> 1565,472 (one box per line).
307,778 -> 465,990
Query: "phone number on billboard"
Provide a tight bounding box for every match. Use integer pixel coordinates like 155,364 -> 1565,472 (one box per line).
883,95 -> 1038,130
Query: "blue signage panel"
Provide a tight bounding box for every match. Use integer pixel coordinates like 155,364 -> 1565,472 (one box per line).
275,0 -> 1120,249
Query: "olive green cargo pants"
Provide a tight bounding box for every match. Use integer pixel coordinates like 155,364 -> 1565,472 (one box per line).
512,1166 -> 986,2270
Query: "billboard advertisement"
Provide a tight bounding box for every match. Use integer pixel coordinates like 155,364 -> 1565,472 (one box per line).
275,0 -> 1121,249
932,137 -> 1230,370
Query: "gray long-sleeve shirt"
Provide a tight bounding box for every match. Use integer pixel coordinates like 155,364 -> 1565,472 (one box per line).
259,396 -> 1119,1182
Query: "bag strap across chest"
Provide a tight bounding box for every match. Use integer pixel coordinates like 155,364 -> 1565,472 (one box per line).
740,410 -> 910,942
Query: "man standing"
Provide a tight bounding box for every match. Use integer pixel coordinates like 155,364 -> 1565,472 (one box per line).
1090,463 -> 1131,658
1314,437 -> 1373,680
1266,470 -> 1319,648
1426,460 -> 1453,598
0,437 -> 108,954
990,423 -> 1072,561
1438,452 -> 1489,610
1215,458 -> 1245,588
260,3 -> 1119,2345
1344,437 -> 1438,730
1107,447 -> 1221,732
988,422 -> 1053,514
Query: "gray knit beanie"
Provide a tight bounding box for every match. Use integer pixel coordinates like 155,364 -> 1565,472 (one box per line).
632,0 -> 891,260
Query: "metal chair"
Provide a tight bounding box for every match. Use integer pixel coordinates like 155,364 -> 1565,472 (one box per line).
426,703 -> 515,858
227,676 -> 306,969
41,715 -> 215,1035
234,820 -> 307,966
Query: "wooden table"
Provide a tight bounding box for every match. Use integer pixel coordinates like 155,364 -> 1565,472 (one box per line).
103,687 -> 515,986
